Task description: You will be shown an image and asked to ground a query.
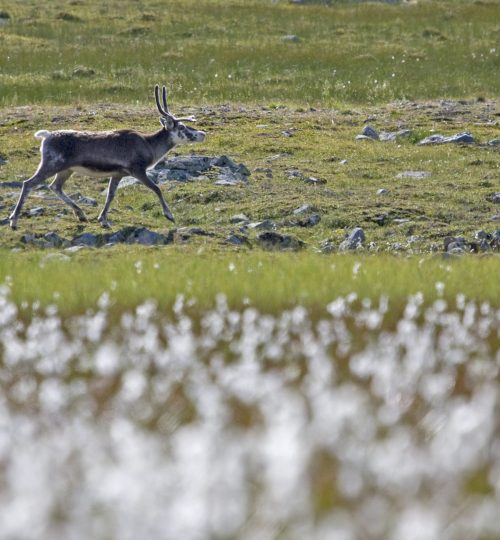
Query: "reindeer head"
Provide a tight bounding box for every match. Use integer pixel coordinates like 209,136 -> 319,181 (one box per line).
154,85 -> 206,145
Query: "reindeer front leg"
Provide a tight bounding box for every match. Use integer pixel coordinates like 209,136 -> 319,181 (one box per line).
130,168 -> 176,224
98,176 -> 123,228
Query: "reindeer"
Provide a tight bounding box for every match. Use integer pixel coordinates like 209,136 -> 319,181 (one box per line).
9,85 -> 206,230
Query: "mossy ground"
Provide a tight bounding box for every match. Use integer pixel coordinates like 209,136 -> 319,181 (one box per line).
0,100 -> 498,255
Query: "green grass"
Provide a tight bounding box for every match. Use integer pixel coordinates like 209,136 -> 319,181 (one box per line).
1,249 -> 499,317
1,0 -> 499,106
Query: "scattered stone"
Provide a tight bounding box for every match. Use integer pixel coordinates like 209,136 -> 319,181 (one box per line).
286,169 -> 304,179
281,130 -> 294,137
106,226 -> 173,246
44,232 -> 66,248
377,188 -> 389,195
119,155 -> 251,188
64,245 -> 86,253
339,159 -> 348,165
304,176 -> 326,185
77,195 -> 97,207
215,178 -> 239,186
320,240 -> 335,254
339,227 -> 365,251
72,232 -> 99,247
379,129 -> 412,142
356,125 -> 379,141
283,35 -> 300,43
418,132 -> 475,145
254,167 -> 273,177
396,171 -> 431,179
488,139 -> 500,147
372,214 -> 389,226
127,228 -> 167,245
20,233 -> 36,244
28,207 -> 45,217
248,220 -> 276,231
293,204 -> 315,215
488,193 -> 500,204
225,234 -> 250,246
491,215 -> 500,222
0,156 -> 7,166
298,213 -> 321,227
217,167 -> 249,184
230,213 -> 250,224
257,231 -> 304,251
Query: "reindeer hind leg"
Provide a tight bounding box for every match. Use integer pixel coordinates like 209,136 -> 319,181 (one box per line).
9,161 -> 61,230
49,170 -> 88,222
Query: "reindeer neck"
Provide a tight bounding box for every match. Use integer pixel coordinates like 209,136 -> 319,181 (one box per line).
145,128 -> 176,164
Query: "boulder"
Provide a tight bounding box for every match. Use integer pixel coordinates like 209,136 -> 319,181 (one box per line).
418,132 -> 474,145
257,231 -> 304,251
339,227 -> 365,251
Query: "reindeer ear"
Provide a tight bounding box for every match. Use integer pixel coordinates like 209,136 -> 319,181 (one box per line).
160,116 -> 175,130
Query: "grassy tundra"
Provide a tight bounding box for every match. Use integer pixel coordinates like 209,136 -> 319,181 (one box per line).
1,1 -> 500,539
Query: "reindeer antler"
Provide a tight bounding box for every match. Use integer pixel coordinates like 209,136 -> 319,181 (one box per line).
154,84 -> 197,123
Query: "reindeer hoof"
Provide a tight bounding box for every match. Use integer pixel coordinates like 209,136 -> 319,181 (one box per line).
77,214 -> 89,223
9,218 -> 17,230
98,219 -> 111,229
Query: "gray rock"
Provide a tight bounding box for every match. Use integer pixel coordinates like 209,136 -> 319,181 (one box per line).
106,226 -> 173,246
20,233 -> 37,244
72,232 -> 99,247
320,240 -> 335,254
377,188 -> 389,195
255,167 -> 273,177
418,132 -> 475,145
157,169 -> 193,182
293,204 -> 315,215
491,215 -> 500,222
64,245 -> 87,253
304,176 -> 326,185
488,193 -> 500,204
339,227 -> 365,251
117,176 -> 140,189
230,213 -> 250,224
257,231 -> 304,251
77,195 -> 97,207
215,178 -> 239,186
119,155 -> 252,188
283,35 -> 300,43
444,236 -> 468,253
396,171 -> 431,179
372,214 -> 389,226
298,213 -> 321,227
379,129 -> 412,142
488,139 -> 500,147
225,234 -> 250,246
217,167 -> 248,184
126,228 -> 166,245
44,232 -> 66,248
248,220 -> 276,231
286,169 -> 304,179
28,207 -> 45,217
356,126 -> 379,141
